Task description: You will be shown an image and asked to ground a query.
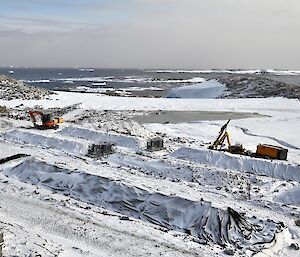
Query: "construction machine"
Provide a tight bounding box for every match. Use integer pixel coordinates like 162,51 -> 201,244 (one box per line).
209,120 -> 288,159
209,119 -> 244,154
29,111 -> 63,130
209,119 -> 231,150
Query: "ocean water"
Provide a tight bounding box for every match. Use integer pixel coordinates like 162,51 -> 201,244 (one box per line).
0,68 -> 152,90
1,68 -> 299,94
0,68 -> 213,98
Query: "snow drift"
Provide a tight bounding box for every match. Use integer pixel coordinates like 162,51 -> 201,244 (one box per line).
60,127 -> 139,150
2,130 -> 88,155
1,158 -> 282,253
172,147 -> 300,182
275,187 -> 300,205
166,80 -> 226,99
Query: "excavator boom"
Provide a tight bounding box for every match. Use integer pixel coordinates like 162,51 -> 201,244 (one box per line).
209,119 -> 231,150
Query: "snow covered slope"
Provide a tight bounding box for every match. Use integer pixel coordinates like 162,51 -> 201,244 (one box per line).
166,80 -> 226,99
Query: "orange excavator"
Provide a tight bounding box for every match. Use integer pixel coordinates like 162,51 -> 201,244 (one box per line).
29,111 -> 63,130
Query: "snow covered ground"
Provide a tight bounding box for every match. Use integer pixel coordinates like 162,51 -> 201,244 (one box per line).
166,80 -> 225,99
0,91 -> 300,256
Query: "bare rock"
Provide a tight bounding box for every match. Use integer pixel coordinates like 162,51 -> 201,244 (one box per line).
223,248 -> 235,255
217,75 -> 300,99
294,219 -> 300,227
0,74 -> 55,100
290,243 -> 299,250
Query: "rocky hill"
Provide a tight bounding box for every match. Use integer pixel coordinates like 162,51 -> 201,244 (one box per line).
217,75 -> 300,99
0,75 -> 55,100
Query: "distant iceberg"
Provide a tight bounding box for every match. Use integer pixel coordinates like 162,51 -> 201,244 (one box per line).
79,68 -> 94,72
25,79 -> 50,83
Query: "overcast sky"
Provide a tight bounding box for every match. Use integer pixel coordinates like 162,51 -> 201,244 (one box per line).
0,0 -> 299,69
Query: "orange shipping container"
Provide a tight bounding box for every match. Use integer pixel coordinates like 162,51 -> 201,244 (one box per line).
256,144 -> 288,160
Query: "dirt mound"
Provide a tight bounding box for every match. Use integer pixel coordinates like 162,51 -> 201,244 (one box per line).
0,75 -> 55,100
217,75 -> 300,99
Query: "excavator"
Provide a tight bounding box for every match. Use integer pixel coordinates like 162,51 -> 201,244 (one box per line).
209,119 -> 244,154
209,119 -> 288,159
29,111 -> 63,130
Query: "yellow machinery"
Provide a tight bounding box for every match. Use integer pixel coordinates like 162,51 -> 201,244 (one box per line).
209,120 -> 287,159
209,119 -> 231,150
54,117 -> 64,124
209,119 -> 244,154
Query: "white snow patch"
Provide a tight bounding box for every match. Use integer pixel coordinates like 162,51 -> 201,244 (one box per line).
172,147 -> 300,182
166,80 -> 226,99
25,79 -> 51,83
275,187 -> 300,205
0,91 -> 299,115
2,129 -> 89,155
60,127 -> 140,150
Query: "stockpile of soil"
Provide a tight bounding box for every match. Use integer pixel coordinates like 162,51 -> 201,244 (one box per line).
0,75 -> 55,100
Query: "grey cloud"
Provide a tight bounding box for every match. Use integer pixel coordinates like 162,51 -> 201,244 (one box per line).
0,14 -> 98,33
0,0 -> 300,68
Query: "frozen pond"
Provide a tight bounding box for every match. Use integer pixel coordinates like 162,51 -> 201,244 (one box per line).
134,111 -> 264,124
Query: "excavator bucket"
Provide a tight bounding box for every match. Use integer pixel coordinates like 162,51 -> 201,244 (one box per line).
54,117 -> 64,124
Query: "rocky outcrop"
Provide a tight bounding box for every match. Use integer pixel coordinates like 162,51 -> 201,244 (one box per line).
217,75 -> 300,99
0,75 -> 55,100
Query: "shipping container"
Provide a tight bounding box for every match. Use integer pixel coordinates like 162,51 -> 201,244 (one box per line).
256,144 -> 288,160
